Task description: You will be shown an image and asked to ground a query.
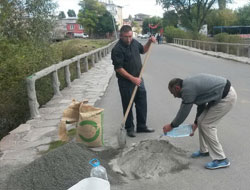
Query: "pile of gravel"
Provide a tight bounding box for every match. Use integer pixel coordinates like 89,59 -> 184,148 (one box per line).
6,142 -> 123,190
110,139 -> 190,180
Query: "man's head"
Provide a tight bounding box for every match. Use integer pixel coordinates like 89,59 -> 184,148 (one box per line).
120,25 -> 133,45
168,78 -> 183,98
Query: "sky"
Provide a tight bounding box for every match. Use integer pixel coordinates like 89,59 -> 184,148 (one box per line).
55,0 -> 250,19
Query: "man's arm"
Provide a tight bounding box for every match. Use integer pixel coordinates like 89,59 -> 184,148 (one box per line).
143,36 -> 156,53
163,103 -> 193,134
116,68 -> 141,86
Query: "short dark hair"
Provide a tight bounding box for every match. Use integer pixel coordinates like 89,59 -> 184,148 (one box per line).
168,78 -> 183,89
120,25 -> 132,34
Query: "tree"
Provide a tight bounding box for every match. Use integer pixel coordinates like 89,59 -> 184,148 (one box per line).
162,10 -> 178,27
67,9 -> 76,17
206,9 -> 237,34
0,0 -> 57,43
156,0 -> 216,33
218,0 -> 232,10
78,0 -> 114,37
95,11 -> 114,37
0,0 -> 58,140
128,14 -> 133,21
58,11 -> 66,19
235,4 -> 250,26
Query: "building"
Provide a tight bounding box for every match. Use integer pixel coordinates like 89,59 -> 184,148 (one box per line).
99,0 -> 123,29
134,13 -> 150,21
53,18 -> 84,40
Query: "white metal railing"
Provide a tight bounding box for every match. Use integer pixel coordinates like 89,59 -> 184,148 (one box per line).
174,38 -> 250,58
26,40 -> 117,118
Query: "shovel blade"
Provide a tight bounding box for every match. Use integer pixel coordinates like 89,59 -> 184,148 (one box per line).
117,124 -> 126,148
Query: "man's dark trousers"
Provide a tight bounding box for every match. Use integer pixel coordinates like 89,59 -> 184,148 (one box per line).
118,79 -> 147,132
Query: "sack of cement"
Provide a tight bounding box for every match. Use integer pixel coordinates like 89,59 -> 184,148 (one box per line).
58,99 -> 104,147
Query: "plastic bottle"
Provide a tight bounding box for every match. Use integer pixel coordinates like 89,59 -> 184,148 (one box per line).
89,158 -> 108,181
164,124 -> 193,137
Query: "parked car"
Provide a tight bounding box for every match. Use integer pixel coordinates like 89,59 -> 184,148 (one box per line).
74,33 -> 89,38
137,34 -> 143,38
141,34 -> 150,39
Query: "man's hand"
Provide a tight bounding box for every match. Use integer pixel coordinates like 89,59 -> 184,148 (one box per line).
163,124 -> 173,134
131,77 -> 141,86
149,36 -> 156,43
190,123 -> 198,136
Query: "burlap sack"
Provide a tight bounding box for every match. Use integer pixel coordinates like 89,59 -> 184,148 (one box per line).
58,99 -> 104,147
76,103 -> 104,147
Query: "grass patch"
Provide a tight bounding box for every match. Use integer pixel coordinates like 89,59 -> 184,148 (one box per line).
41,128 -> 77,155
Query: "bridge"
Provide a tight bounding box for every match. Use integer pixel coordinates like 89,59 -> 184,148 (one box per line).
1,39 -> 250,189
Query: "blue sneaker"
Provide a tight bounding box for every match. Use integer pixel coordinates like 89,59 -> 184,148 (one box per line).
191,150 -> 209,158
205,158 -> 230,170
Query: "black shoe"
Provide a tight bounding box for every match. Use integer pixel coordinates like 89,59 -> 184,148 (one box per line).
127,131 -> 136,137
137,127 -> 155,133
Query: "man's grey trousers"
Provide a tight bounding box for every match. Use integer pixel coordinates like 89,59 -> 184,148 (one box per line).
197,86 -> 237,160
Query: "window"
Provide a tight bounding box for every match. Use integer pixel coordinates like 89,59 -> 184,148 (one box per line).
70,24 -> 74,30
79,25 -> 83,30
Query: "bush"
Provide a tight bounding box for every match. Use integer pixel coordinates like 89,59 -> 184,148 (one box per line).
0,38 -> 111,140
213,33 -> 242,54
214,33 -> 242,43
164,26 -> 191,43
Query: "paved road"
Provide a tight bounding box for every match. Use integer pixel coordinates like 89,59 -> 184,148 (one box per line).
96,39 -> 250,189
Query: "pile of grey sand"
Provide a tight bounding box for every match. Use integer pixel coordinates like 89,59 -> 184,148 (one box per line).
5,142 -> 123,190
110,139 -> 190,180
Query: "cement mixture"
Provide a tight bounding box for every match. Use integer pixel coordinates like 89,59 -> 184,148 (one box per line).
5,142 -> 123,190
110,139 -> 190,180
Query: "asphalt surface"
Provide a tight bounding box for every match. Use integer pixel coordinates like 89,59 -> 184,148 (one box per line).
1,39 -> 249,190
96,39 -> 250,190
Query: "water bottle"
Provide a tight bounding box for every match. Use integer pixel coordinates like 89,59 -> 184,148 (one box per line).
89,158 -> 108,181
164,124 -> 193,137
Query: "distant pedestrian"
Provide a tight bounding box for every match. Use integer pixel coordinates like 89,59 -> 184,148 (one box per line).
163,73 -> 237,170
157,34 -> 160,44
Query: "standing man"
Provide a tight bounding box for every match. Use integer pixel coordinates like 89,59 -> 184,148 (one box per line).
111,25 -> 156,137
163,73 -> 237,169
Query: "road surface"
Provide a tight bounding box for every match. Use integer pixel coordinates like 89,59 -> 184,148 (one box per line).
96,39 -> 250,190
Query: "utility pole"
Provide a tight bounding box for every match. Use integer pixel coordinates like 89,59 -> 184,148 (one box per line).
112,14 -> 118,39
106,0 -> 118,39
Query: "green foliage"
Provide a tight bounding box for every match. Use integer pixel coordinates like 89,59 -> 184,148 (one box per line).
213,33 -> 242,54
218,0 -> 233,10
67,9 -> 76,17
235,4 -> 250,26
164,26 -> 191,43
214,33 -> 242,43
95,11 -> 114,36
157,0 -> 216,32
77,0 -> 113,37
0,0 -> 57,43
58,11 -> 66,19
41,128 -> 76,154
206,9 -> 237,34
162,10 -> 178,28
0,38 -> 111,140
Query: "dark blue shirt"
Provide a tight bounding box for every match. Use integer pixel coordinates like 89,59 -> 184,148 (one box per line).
111,39 -> 144,80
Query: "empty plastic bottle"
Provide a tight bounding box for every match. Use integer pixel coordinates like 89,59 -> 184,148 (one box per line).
164,124 -> 193,137
89,158 -> 108,181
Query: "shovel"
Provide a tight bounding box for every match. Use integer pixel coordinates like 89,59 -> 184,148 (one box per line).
117,43 -> 153,148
